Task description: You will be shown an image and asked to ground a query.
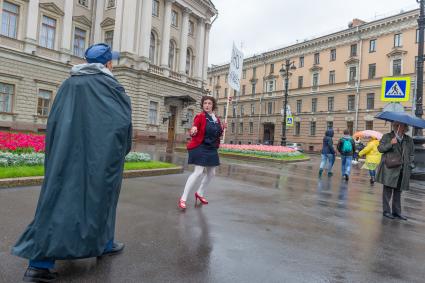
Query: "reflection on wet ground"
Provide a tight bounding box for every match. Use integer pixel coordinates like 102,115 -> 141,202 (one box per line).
0,142 -> 425,282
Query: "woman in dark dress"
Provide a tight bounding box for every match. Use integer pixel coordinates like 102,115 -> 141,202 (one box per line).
179,96 -> 225,210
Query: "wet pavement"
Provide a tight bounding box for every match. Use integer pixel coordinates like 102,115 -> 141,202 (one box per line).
1,147 -> 425,282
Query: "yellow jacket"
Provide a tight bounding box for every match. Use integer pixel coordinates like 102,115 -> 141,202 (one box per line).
359,139 -> 382,164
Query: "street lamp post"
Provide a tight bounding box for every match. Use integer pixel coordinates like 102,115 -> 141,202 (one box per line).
279,59 -> 296,146
412,0 -> 425,180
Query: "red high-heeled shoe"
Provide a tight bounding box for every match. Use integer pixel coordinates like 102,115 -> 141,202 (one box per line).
195,192 -> 208,204
178,199 -> 186,209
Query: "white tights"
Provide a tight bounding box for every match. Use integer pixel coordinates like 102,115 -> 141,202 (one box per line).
181,166 -> 216,201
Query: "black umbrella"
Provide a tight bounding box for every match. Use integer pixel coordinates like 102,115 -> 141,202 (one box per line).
375,111 -> 425,129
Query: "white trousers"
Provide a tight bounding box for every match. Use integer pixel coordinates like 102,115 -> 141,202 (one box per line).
181,166 -> 216,201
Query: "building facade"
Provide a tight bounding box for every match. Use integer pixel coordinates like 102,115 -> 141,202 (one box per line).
208,10 -> 423,152
0,0 -> 216,145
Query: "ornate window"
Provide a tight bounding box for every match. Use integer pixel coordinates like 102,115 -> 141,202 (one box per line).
168,41 -> 175,70
171,10 -> 178,27
37,90 -> 52,116
40,16 -> 56,49
78,0 -> 89,7
188,20 -> 194,36
107,0 -> 115,8
0,82 -> 14,113
149,32 -> 156,63
152,0 -> 159,16
104,30 -> 114,47
149,101 -> 158,124
185,48 -> 192,75
73,28 -> 87,57
1,1 -> 19,38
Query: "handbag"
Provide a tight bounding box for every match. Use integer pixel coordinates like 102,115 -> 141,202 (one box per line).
384,151 -> 403,169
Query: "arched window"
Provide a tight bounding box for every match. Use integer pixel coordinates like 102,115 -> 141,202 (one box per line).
168,40 -> 175,70
149,32 -> 156,64
185,48 -> 192,76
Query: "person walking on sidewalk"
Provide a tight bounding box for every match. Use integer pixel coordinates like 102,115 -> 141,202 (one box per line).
376,122 -> 414,220
319,128 -> 336,178
178,96 -> 226,210
11,44 -> 132,282
353,137 -> 364,165
337,129 -> 356,181
359,137 -> 382,184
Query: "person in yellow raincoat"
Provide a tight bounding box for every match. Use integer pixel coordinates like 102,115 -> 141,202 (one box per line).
359,137 -> 382,184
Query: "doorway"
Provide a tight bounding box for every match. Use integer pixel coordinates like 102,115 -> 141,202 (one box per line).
263,123 -> 275,145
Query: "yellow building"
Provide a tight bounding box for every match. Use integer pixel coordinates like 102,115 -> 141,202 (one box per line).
208,10 -> 422,151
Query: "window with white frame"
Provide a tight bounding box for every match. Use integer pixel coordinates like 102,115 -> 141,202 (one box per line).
107,0 -> 115,8
251,103 -> 255,115
368,63 -> 376,79
249,122 -> 253,133
310,121 -> 316,136
0,82 -> 14,113
350,44 -> 357,57
267,102 -> 273,114
188,20 -> 194,36
104,30 -> 114,47
312,73 -> 319,88
152,0 -> 159,16
330,49 -> 336,61
349,66 -> 357,82
392,59 -> 402,76
1,1 -> 19,38
328,97 -> 334,112
37,89 -> 52,116
369,39 -> 376,52
394,33 -> 402,47
367,93 -> 375,110
251,83 -> 256,96
171,10 -> 178,27
298,76 -> 303,88
73,28 -> 86,57
266,80 -> 275,93
299,56 -> 304,67
329,70 -> 335,85
311,98 -> 317,113
239,122 -> 243,134
296,99 -> 302,114
40,16 -> 56,49
169,41 -> 175,70
348,95 -> 355,111
148,101 -> 158,124
78,0 -> 89,7
149,32 -> 156,63
314,53 -> 320,65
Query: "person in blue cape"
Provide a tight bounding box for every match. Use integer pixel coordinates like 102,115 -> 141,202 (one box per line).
11,43 -> 132,282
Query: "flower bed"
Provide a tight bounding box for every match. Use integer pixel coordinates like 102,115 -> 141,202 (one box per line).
219,144 -> 303,158
0,131 -> 45,153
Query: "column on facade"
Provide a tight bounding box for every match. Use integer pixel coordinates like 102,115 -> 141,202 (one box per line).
138,0 -> 153,70
202,22 -> 211,81
178,7 -> 191,75
24,0 -> 40,53
61,0 -> 74,52
93,0 -> 105,43
194,17 -> 205,80
113,0 -> 138,53
160,0 -> 174,68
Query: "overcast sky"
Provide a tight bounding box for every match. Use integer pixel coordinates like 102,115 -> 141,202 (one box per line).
208,0 -> 418,66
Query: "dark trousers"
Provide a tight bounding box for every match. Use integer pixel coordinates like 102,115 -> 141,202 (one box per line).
383,185 -> 401,215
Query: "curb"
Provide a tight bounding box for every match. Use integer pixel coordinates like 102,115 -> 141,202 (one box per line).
0,166 -> 183,188
174,147 -> 309,164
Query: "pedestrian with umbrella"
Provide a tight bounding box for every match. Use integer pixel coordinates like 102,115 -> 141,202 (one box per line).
375,111 -> 425,220
357,131 -> 383,184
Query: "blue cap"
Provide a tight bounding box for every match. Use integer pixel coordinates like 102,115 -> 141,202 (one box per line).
84,43 -> 120,65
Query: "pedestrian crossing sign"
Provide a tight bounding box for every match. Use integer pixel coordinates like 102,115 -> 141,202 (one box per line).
286,116 -> 293,126
381,77 -> 410,102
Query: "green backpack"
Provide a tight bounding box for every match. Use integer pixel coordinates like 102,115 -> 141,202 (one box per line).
341,138 -> 353,154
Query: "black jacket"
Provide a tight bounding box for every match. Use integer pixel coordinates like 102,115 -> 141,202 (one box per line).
321,129 -> 335,155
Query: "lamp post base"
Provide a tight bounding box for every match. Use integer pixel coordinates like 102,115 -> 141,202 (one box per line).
411,136 -> 425,180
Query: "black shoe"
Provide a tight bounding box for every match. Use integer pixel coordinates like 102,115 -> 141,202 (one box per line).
23,267 -> 58,282
370,178 -> 375,185
328,172 -> 333,177
344,174 -> 349,181
101,242 -> 125,256
393,213 -> 408,221
383,212 -> 395,219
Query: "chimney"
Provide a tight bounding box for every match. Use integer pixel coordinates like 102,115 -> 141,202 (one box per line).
348,18 -> 366,28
